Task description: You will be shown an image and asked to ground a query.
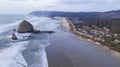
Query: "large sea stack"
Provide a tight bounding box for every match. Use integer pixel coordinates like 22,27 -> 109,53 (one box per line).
18,20 -> 34,33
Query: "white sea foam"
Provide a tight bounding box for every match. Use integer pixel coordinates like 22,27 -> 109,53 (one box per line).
25,39 -> 49,67
26,16 -> 60,31
0,20 -> 24,34
0,41 -> 29,67
0,15 -> 60,67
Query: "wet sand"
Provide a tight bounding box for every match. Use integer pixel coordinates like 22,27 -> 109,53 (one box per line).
46,31 -> 120,67
46,19 -> 120,67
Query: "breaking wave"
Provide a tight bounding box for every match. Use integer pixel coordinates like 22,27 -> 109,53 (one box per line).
0,15 -> 61,67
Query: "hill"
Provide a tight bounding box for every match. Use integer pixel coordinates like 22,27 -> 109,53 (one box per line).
30,10 -> 120,19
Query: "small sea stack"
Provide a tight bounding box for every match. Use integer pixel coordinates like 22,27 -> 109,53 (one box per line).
18,20 -> 34,33
12,33 -> 17,40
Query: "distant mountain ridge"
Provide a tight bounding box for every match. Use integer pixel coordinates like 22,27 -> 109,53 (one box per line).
30,10 -> 120,18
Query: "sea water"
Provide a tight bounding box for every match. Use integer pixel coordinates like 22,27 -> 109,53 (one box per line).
0,14 -> 60,67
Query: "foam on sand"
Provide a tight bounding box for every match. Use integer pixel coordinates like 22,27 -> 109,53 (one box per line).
0,15 -> 60,67
0,41 -> 29,67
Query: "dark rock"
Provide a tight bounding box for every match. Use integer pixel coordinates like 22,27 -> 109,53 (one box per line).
34,30 -> 41,34
17,20 -> 55,34
41,31 -> 55,34
33,30 -> 55,34
12,33 -> 17,40
13,29 -> 16,32
18,20 -> 34,33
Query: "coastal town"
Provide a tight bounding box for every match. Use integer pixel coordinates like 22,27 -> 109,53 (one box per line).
63,18 -> 120,52
1,0 -> 120,67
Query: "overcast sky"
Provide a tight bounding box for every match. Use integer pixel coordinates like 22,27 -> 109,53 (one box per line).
0,0 -> 120,14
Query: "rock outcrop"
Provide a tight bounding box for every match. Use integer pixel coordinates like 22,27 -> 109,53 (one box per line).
17,20 -> 55,34
18,20 -> 34,33
12,33 -> 17,40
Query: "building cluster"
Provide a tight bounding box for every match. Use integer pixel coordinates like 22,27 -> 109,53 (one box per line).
69,18 -> 120,45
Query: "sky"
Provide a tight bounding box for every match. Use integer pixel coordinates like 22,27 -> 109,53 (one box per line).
0,0 -> 120,14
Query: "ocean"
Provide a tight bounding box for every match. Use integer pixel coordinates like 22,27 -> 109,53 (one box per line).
0,14 -> 60,67
1,14 -> 120,67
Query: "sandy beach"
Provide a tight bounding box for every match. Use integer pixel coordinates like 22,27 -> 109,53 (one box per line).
46,18 -> 120,67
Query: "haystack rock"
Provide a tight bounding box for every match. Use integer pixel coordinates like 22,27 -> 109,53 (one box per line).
18,20 -> 34,33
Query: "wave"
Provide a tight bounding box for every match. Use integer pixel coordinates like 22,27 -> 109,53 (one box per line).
0,21 -> 18,34
0,41 -> 28,67
26,16 -> 60,31
0,15 -> 60,67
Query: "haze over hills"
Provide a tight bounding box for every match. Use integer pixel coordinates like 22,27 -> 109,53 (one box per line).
30,10 -> 120,19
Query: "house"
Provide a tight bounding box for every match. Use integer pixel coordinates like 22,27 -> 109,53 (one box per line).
114,39 -> 120,43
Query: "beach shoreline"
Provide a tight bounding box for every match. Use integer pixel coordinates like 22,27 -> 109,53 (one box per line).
45,18 -> 120,67
66,18 -> 120,55
46,18 -> 73,67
